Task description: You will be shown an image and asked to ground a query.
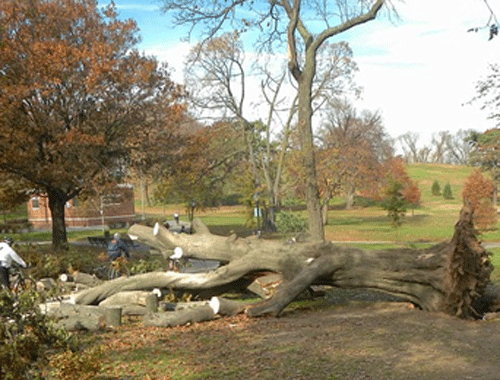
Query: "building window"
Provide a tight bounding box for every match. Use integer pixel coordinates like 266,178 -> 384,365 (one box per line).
102,194 -> 122,206
31,197 -> 39,210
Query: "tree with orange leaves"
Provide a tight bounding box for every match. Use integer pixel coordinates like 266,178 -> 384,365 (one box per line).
462,169 -> 497,229
383,157 -> 421,212
155,120 -> 248,209
316,101 -> 393,222
0,0 -> 186,248
402,179 -> 421,216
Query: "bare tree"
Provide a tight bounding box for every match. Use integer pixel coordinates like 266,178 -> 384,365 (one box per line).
400,130 -> 473,165
185,33 -> 360,231
398,132 -> 421,163
430,131 -> 450,163
467,0 -> 499,40
446,129 -> 475,165
159,0 -> 390,241
317,99 -> 392,214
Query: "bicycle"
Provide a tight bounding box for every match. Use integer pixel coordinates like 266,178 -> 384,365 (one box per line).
94,257 -> 130,280
9,265 -> 37,295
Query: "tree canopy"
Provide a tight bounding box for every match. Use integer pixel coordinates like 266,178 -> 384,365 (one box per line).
0,0 -> 186,247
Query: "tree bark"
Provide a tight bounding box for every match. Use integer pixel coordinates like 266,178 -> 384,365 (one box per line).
75,206 -> 493,319
47,187 -> 69,249
297,56 -> 324,241
248,206 -> 492,319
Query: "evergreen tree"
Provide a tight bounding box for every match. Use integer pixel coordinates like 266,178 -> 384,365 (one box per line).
431,180 -> 441,196
382,179 -> 407,242
443,183 -> 453,199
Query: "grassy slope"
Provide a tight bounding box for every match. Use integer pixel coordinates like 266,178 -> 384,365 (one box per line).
324,163 -> 500,243
9,163 -> 497,246
137,163 -> 499,243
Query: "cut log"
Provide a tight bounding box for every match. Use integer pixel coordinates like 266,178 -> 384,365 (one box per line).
98,290 -> 152,308
36,278 -> 57,291
46,303 -> 107,331
70,272 -> 103,287
75,206 -> 493,319
142,296 -> 245,327
211,296 -> 247,316
144,304 -> 216,327
104,307 -> 122,327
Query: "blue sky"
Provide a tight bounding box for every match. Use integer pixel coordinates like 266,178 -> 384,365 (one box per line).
99,0 -> 500,147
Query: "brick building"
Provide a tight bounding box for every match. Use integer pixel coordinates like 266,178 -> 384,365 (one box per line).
27,185 -> 136,229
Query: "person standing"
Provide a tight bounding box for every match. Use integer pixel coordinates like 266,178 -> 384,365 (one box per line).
0,237 -> 27,290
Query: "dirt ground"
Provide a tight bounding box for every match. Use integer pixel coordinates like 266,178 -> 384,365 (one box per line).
93,290 -> 500,380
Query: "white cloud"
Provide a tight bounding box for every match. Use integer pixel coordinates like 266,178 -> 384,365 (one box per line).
143,42 -> 192,83
347,0 -> 500,144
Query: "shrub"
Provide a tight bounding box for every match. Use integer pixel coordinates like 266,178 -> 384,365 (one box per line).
130,258 -> 165,274
475,198 -> 497,230
431,180 -> 441,196
443,183 -> 453,200
275,211 -> 308,234
0,290 -> 75,379
382,179 -> 407,229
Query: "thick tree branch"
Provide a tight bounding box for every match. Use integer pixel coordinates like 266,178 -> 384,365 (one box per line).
313,0 -> 385,51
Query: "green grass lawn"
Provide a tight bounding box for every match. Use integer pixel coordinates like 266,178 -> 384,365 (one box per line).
8,163 -> 496,242
6,163 -> 500,247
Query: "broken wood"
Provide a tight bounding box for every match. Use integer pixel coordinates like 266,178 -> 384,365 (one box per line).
46,303 -> 107,331
74,206 -> 493,319
144,304 -> 215,327
143,297 -> 245,327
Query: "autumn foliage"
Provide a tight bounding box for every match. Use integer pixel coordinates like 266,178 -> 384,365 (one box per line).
462,169 -> 497,229
0,0 -> 186,247
155,120 -> 247,207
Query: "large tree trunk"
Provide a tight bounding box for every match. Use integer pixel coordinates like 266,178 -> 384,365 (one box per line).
297,58 -> 324,241
47,187 -> 69,249
74,206 -> 493,319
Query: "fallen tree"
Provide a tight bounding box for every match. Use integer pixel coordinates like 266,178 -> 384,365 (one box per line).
73,206 -> 496,319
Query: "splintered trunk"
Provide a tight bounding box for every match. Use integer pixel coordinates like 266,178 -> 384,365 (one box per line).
248,206 -> 492,318
47,188 -> 68,249
75,206 -> 493,320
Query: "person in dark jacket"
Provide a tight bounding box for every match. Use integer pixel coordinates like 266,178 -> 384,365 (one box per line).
107,233 -> 130,261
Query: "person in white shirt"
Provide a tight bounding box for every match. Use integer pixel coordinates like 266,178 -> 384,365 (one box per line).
0,237 -> 27,290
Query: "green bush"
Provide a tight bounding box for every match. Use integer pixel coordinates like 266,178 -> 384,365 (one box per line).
130,258 -> 165,274
443,183 -> 453,200
275,211 -> 308,234
0,290 -> 75,379
16,244 -> 99,279
382,179 -> 407,229
431,180 -> 441,196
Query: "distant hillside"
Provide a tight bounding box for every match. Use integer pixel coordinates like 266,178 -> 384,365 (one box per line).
406,163 -> 475,205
